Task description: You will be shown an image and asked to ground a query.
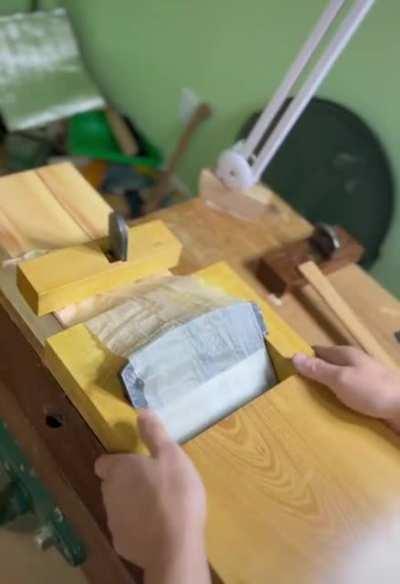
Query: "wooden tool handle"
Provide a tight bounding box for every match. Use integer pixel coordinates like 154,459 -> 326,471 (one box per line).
167,102 -> 212,176
299,261 -> 396,369
105,107 -> 139,156
145,103 -> 212,213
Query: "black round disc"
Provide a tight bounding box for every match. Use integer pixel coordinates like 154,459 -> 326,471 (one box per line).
239,98 -> 394,268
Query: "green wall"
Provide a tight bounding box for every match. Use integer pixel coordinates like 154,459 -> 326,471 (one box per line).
0,0 -> 30,13
2,1 -> 399,296
66,0 -> 400,297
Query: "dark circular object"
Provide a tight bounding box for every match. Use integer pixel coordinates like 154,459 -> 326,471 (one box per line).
239,98 -> 394,268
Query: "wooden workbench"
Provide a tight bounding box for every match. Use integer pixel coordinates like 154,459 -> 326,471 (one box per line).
1,164 -> 399,584
148,198 -> 400,363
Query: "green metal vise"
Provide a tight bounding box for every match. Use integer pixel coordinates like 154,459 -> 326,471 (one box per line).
0,419 -> 86,566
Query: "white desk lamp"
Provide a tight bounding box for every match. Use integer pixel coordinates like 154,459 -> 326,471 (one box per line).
215,0 -> 375,193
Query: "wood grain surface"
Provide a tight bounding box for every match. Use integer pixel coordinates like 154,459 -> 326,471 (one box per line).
144,198 -> 400,365
17,220 -> 182,315
0,165 -> 138,582
1,164 -> 398,363
299,261 -> 396,368
0,163 -> 112,346
0,163 -> 110,256
1,165 -> 400,584
186,375 -> 400,584
44,262 -> 312,455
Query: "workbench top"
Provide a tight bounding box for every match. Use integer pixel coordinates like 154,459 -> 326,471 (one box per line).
147,197 -> 400,364
1,164 -> 400,584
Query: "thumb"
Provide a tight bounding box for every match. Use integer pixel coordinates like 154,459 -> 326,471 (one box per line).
293,353 -> 341,388
138,409 -> 174,458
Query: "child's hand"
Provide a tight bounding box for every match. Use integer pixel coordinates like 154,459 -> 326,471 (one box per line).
95,410 -> 207,573
293,346 -> 400,432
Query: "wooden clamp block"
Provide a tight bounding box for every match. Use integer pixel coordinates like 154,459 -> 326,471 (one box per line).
17,220 -> 182,316
257,226 -> 363,297
44,262 -> 313,454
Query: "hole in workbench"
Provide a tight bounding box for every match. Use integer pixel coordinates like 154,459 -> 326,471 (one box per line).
45,414 -> 64,429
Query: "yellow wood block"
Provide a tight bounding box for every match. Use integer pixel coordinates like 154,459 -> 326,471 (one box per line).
44,261 -> 312,453
0,163 -> 111,258
35,163 -> 112,241
45,323 -> 144,453
17,220 -> 182,316
185,375 -> 400,584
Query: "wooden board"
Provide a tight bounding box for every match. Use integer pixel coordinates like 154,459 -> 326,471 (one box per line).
143,199 -> 400,364
0,162 -> 111,256
1,165 -> 400,583
299,261 -> 397,369
199,169 -> 272,221
55,271 -> 172,328
44,261 -> 400,583
44,261 -> 312,454
17,220 -> 182,315
0,163 -> 112,346
314,264 -> 400,359
2,165 -> 398,362
185,375 -> 400,584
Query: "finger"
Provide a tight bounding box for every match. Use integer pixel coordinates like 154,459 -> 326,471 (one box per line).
138,409 -> 173,458
313,345 -> 365,366
293,353 -> 341,387
95,454 -> 134,480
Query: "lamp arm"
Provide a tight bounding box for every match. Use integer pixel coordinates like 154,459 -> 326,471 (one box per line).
216,0 -> 375,191
241,0 -> 347,159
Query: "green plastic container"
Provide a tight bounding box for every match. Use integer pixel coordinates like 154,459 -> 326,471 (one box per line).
67,110 -> 162,169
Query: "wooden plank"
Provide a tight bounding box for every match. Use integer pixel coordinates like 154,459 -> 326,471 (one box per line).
43,261 -> 400,583
185,375 -> 400,584
55,271 -> 172,328
44,262 -> 312,454
198,168 -> 272,221
299,261 -> 397,369
0,168 -> 314,347
1,166 -> 400,584
143,196 -> 312,277
0,300 -> 139,584
328,265 -> 400,358
0,169 -> 90,256
36,163 -> 111,240
0,164 -> 110,258
143,201 -> 400,364
17,220 -> 182,315
0,164 -> 113,346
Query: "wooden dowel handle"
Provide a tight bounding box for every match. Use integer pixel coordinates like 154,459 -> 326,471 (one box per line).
299,261 -> 397,369
145,103 -> 212,213
105,107 -> 138,157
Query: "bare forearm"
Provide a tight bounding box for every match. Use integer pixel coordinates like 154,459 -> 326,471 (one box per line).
145,536 -> 211,584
